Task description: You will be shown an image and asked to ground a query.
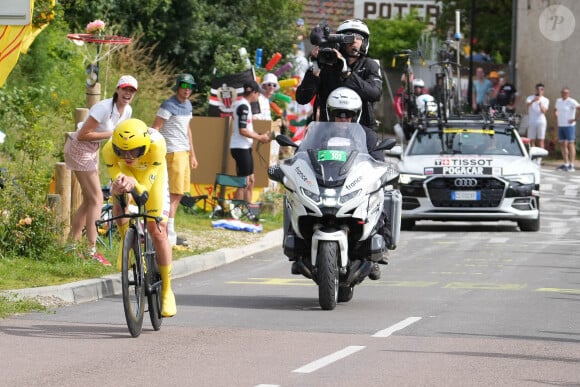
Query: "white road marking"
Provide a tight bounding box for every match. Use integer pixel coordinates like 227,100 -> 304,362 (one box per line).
563,185 -> 578,197
413,233 -> 447,240
292,345 -> 365,374
541,183 -> 553,191
372,316 -> 422,338
255,385 -> 279,387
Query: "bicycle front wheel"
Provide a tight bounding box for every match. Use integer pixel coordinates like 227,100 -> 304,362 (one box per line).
122,227 -> 145,337
145,234 -> 163,331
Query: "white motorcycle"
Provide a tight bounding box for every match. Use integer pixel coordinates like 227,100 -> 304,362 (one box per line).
268,122 -> 401,310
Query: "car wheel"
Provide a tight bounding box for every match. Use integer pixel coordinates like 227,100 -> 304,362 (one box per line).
401,219 -> 415,230
518,216 -> 540,232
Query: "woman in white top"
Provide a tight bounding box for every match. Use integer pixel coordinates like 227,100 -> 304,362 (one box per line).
63,75 -> 138,264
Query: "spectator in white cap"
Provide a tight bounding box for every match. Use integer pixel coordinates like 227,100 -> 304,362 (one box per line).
63,75 -> 138,265
254,73 -> 279,120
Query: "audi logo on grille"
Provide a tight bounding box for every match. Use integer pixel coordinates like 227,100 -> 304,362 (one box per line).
454,178 -> 478,187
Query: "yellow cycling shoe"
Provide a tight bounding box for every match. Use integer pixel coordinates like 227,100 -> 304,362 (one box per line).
161,289 -> 176,317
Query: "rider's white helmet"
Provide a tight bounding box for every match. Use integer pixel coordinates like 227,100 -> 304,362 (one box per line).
336,19 -> 370,54
413,78 -> 425,88
326,87 -> 363,123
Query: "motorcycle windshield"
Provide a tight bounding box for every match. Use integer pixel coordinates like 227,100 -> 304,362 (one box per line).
297,122 -> 371,186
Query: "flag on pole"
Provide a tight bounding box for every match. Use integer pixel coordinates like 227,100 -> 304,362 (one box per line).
208,69 -> 259,117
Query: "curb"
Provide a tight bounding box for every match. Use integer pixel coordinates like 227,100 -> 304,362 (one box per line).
3,228 -> 283,305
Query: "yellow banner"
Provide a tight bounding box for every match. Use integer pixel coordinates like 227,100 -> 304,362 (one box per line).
0,24 -> 31,87
0,0 -> 54,88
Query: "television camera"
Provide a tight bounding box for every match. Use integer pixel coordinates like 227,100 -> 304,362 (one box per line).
310,23 -> 354,66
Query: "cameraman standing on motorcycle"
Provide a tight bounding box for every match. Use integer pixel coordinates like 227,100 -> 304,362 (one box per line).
296,19 -> 382,133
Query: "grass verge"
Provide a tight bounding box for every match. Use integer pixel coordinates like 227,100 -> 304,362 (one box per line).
0,203 -> 283,318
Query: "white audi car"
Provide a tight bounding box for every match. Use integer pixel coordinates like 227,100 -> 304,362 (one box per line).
389,118 -> 548,231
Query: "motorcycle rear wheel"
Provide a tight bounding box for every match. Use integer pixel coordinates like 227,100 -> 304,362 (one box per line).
317,240 -> 339,310
338,286 -> 354,303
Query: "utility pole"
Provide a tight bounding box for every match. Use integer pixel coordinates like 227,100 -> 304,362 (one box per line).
467,0 -> 476,108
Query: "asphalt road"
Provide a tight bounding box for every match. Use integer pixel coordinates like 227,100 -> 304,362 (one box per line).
1,165 -> 579,386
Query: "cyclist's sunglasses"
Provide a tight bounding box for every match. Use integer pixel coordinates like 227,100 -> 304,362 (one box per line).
179,82 -> 194,90
113,145 -> 145,160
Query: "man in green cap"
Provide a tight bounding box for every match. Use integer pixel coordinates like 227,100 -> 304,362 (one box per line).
152,73 -> 199,246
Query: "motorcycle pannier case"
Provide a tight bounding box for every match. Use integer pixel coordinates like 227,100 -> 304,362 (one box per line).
384,189 -> 402,249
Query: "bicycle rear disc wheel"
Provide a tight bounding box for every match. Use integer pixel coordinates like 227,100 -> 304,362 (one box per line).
122,227 -> 145,337
145,234 -> 163,331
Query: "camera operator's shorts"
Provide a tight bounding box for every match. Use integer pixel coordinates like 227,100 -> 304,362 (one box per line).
230,148 -> 254,177
166,151 -> 190,195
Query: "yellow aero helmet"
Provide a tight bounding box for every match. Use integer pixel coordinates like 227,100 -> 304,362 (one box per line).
112,118 -> 150,159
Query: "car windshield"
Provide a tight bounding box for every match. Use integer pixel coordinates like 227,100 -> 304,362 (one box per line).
408,128 -> 524,156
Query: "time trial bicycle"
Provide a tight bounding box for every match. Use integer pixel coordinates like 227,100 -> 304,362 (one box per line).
96,188 -> 163,337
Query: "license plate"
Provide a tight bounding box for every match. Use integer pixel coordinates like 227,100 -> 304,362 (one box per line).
451,191 -> 480,200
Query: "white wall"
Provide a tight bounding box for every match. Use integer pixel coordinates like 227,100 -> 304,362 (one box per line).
516,0 -> 580,137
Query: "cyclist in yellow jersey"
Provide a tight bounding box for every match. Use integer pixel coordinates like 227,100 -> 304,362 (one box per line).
102,118 -> 176,317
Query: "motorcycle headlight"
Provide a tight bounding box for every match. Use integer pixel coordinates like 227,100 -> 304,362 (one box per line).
300,186 -> 320,203
340,189 -> 361,204
321,188 -> 338,206
399,173 -> 426,185
505,173 -> 535,185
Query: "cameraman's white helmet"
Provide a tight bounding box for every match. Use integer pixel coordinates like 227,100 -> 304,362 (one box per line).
413,78 -> 425,88
326,87 -> 363,123
336,19 -> 370,54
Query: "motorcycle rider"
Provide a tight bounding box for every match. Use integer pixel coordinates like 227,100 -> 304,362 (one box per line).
325,87 -> 390,279
284,87 -> 388,280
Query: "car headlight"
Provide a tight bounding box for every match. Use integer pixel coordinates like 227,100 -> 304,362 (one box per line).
505,173 -> 535,185
300,186 -> 320,203
399,173 -> 427,185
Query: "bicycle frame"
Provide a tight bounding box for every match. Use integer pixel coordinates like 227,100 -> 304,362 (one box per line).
428,41 -> 465,119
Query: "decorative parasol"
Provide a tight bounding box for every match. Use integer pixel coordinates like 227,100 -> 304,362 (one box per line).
66,20 -> 131,87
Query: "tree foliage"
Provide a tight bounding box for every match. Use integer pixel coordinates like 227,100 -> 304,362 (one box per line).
366,14 -> 428,63
434,0 -> 512,63
60,0 -> 304,91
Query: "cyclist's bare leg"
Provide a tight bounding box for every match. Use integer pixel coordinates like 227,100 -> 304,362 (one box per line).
148,221 -> 171,265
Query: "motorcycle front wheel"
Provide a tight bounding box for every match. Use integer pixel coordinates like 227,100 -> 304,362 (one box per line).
317,240 -> 339,310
